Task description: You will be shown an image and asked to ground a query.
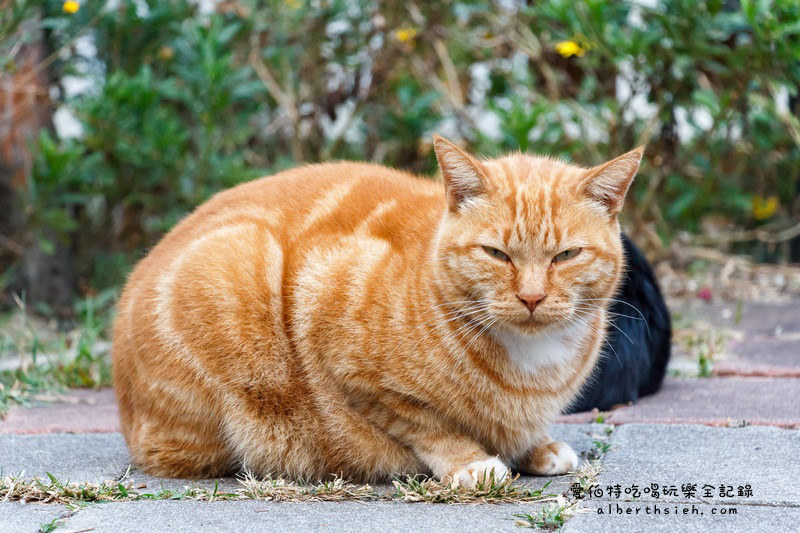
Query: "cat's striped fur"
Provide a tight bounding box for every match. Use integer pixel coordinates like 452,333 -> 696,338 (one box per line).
113,137 -> 642,486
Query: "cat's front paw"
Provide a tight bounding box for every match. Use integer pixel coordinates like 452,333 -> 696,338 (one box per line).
449,457 -> 510,489
523,441 -> 578,476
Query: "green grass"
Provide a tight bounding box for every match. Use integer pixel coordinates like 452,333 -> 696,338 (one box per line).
685,328 -> 729,378
591,439 -> 612,456
1,472 -> 136,510
392,474 -> 555,504
0,469 -> 561,508
514,499 -> 577,529
585,425 -> 615,463
0,292 -> 114,415
514,429 -> 614,529
513,457 -> 603,529
0,472 -> 267,509
39,517 -> 63,533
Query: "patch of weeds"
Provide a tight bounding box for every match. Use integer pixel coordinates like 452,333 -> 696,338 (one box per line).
724,417 -> 749,428
393,474 -> 556,504
1,472 -> 242,509
0,291 -> 115,415
733,300 -> 744,326
584,426 -> 615,463
697,353 -> 713,377
1,472 -> 133,510
39,517 -> 63,532
588,439 -> 611,459
573,433 -> 611,507
527,429 -> 611,529
569,461 -> 602,500
679,326 -> 730,378
137,486 -> 240,502
3,469 -> 557,507
239,472 -> 379,502
514,497 -> 577,529
3,449 -> 583,509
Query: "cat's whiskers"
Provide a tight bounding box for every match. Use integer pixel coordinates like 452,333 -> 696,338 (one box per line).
562,311 -> 624,368
428,306 -> 491,354
573,300 -> 644,330
573,306 -> 645,326
581,298 -> 647,321
418,304 -> 499,372
383,299 -> 492,359
569,307 -> 636,346
393,300 -> 497,377
565,311 -> 621,389
463,315 -> 501,354
438,314 -> 501,380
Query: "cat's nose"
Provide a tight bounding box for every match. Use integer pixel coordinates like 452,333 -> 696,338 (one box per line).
518,292 -> 546,312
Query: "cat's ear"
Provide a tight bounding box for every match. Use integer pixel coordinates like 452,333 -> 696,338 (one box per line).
433,135 -> 488,211
579,146 -> 644,215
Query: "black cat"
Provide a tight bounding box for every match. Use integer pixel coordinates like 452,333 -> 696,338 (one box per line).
568,234 -> 672,412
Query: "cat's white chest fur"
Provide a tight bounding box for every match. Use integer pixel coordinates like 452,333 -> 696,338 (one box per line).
494,321 -> 590,374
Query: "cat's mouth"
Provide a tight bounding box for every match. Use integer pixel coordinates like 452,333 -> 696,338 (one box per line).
508,312 -> 558,332
501,305 -> 581,333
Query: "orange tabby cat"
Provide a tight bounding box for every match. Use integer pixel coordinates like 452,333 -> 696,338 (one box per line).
112,136 -> 642,486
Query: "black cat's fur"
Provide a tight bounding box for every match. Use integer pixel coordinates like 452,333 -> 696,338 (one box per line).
568,234 -> 672,412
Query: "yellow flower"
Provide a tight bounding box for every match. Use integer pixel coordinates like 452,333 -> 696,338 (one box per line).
157,46 -> 174,60
752,195 -> 779,220
285,0 -> 301,8
394,27 -> 418,43
555,40 -> 585,58
62,0 -> 80,13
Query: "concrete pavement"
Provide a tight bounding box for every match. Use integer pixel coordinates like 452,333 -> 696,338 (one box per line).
1,299 -> 799,532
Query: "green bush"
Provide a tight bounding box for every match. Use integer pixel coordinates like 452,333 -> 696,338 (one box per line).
24,0 -> 263,288
4,0 -> 800,298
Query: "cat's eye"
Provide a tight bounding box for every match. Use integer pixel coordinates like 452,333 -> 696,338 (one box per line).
553,248 -> 582,263
483,246 -> 511,262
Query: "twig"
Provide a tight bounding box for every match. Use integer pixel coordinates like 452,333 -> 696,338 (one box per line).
16,7 -> 105,87
685,247 -> 800,279
692,220 -> 800,246
248,46 -> 303,161
433,39 -> 464,110
0,233 -> 24,256
507,22 -> 560,100
248,48 -> 297,123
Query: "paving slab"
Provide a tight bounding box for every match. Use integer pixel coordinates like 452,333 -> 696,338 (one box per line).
671,300 -> 800,337
727,301 -> 800,337
548,423 -> 611,458
512,423 -> 611,496
602,377 -> 800,428
0,433 -> 129,482
59,499 -> 544,532
0,424 -> 600,498
714,338 -> 800,377
0,388 -> 120,434
669,299 -> 800,378
120,425 -> 604,500
564,501 -> 800,533
0,502 -> 68,533
593,424 -> 800,506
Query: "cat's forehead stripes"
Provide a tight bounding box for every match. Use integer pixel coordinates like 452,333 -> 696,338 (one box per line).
479,155 -> 585,258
